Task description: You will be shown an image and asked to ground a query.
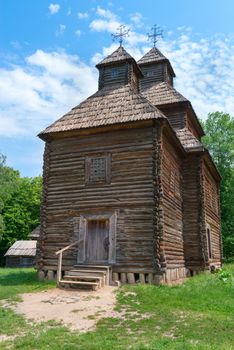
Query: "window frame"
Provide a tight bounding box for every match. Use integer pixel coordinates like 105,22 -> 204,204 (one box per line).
110,68 -> 119,78
85,153 -> 111,185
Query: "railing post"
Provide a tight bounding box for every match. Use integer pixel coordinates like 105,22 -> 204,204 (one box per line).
57,252 -> 62,285
55,239 -> 83,286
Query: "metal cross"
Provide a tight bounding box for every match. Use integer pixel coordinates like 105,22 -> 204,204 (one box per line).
147,25 -> 163,47
112,25 -> 130,47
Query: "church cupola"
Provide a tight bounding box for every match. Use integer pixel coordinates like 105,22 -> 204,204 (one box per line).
138,47 -> 176,90
96,46 -> 143,92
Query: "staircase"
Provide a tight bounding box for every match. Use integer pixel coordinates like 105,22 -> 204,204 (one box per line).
59,265 -> 111,290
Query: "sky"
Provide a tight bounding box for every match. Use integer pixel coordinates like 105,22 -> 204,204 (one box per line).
0,0 -> 233,177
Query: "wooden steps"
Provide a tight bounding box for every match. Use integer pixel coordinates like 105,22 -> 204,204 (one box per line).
58,265 -> 111,290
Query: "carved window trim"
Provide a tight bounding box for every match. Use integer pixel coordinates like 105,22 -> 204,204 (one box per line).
85,153 -> 111,185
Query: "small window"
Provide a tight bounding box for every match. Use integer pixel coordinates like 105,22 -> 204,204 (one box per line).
111,68 -> 119,78
85,154 -> 111,184
145,71 -> 155,77
206,227 -> 212,260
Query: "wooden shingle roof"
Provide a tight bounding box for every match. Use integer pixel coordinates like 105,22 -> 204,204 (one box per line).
96,46 -> 133,67
138,47 -> 167,64
141,82 -> 188,106
176,128 -> 204,151
138,47 -> 176,77
39,84 -> 166,137
5,241 -> 37,257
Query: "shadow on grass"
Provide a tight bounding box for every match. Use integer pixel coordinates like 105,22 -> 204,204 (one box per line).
0,269 -> 40,286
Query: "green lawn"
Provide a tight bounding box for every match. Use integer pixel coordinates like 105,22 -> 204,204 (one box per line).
0,266 -> 234,350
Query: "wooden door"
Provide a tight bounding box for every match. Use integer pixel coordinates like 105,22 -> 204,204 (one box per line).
85,219 -> 109,263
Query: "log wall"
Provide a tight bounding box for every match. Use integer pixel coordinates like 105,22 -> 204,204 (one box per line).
182,154 -> 204,270
37,123 -> 158,274
140,63 -> 165,88
161,129 -> 185,270
160,106 -> 186,130
202,161 -> 221,266
98,63 -> 128,89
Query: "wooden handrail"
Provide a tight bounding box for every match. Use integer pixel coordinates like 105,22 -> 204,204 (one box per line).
55,239 -> 83,255
55,239 -> 83,285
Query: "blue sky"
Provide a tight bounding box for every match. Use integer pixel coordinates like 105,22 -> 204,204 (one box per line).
0,0 -> 234,177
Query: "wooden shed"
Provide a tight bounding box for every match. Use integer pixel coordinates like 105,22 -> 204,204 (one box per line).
36,45 -> 222,288
5,240 -> 37,268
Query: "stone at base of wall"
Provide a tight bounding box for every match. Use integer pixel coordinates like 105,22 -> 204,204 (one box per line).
37,269 -> 57,281
37,267 -> 192,285
164,267 -> 187,283
111,268 -> 188,285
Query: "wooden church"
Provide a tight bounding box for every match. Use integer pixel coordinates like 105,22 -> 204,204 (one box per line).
37,35 -> 222,287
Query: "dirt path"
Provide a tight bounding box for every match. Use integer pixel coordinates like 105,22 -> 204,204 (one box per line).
12,286 -> 118,332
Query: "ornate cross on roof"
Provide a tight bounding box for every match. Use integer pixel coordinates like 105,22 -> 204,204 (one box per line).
147,25 -> 163,47
112,25 -> 130,47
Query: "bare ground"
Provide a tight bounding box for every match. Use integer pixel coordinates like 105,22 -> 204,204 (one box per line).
10,286 -> 119,332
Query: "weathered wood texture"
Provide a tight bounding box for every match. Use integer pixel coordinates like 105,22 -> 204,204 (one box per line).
182,155 -> 204,269
140,63 -> 164,84
201,161 -> 222,266
37,123 -> 160,272
5,256 -> 35,268
160,106 -> 186,130
160,128 -> 184,269
98,63 -> 128,90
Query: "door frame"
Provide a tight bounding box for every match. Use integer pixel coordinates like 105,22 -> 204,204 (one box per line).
77,211 -> 117,264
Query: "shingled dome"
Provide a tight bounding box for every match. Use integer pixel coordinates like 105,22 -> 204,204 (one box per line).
138,47 -> 175,77
97,46 -> 136,67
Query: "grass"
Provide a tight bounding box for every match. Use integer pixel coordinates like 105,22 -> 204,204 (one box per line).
0,266 -> 234,349
0,268 -> 55,301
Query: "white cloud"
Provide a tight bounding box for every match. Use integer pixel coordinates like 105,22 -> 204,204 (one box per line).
130,12 -> 143,27
90,10 -> 234,119
78,12 -> 89,19
90,7 -> 120,32
1,12 -> 233,143
67,8 -> 71,16
56,24 -> 66,36
90,7 -> 147,48
157,32 -> 234,118
75,29 -> 81,37
0,50 -> 98,137
96,7 -> 114,19
48,3 -> 60,15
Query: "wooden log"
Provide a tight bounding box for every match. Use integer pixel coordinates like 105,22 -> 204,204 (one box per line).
112,272 -> 119,282
127,273 -> 135,284
47,270 -> 55,280
57,252 -> 62,285
148,273 -> 153,284
139,273 -> 145,284
38,270 -> 45,281
120,273 -> 127,283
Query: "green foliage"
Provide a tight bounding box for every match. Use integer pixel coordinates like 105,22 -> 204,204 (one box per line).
0,266 -> 234,349
0,154 -> 42,264
202,112 -> 234,259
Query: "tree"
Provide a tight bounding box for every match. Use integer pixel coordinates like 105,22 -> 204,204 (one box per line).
0,154 -> 42,264
0,155 -> 20,232
202,112 -> 234,259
